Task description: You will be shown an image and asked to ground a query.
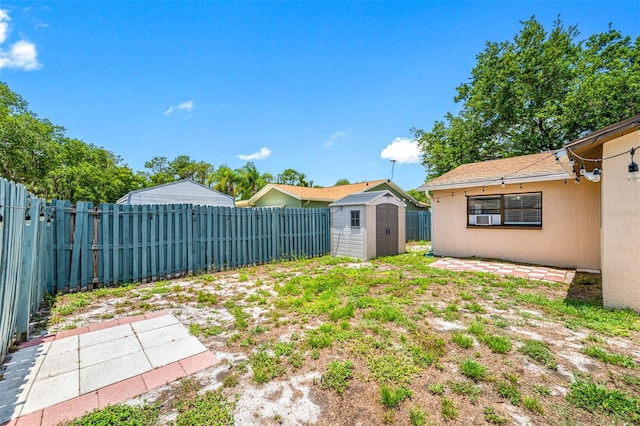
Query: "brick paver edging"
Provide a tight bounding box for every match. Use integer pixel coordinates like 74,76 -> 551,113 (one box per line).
3,311 -> 219,426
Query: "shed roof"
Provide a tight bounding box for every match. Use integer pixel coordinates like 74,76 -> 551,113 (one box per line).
330,190 -> 404,207
418,152 -> 569,192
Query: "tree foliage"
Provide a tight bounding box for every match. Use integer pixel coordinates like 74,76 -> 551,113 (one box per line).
415,17 -> 640,179
0,81 -> 309,203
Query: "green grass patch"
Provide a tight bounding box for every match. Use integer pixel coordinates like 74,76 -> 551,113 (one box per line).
175,388 -> 235,426
460,357 -> 487,382
483,406 -> 508,425
428,383 -> 445,395
380,385 -> 412,409
66,403 -> 159,425
449,379 -> 481,403
519,339 -> 557,369
522,396 -> 544,415
495,380 -> 521,405
480,334 -> 512,353
441,397 -> 458,420
581,345 -> 637,369
451,332 -> 474,349
250,349 -> 286,384
408,405 -> 428,426
368,354 -> 421,385
567,378 -> 640,422
321,360 -> 354,395
196,290 -> 217,306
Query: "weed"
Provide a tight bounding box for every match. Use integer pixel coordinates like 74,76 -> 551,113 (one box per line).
222,375 -> 238,388
468,319 -> 486,336
522,396 -> 544,414
566,378 -> 640,421
519,339 -> 557,369
409,405 -> 428,426
621,373 -> 640,391
483,406 -> 508,425
495,380 -> 521,405
533,383 -> 552,397
451,332 -> 474,349
465,302 -> 487,314
581,345 -> 637,369
310,349 -> 320,360
459,291 -> 475,301
441,397 -> 457,420
481,334 -> 512,353
66,404 -> 159,425
380,385 -> 412,409
428,383 -> 445,395
175,388 -> 235,426
238,273 -> 249,282
328,303 -> 355,321
250,349 -> 286,384
449,380 -> 481,403
443,303 -> 461,321
369,354 -> 421,385
321,360 -> 354,395
228,306 -> 250,330
460,357 -> 487,382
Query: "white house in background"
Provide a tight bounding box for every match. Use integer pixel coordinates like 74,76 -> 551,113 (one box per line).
116,180 -> 235,207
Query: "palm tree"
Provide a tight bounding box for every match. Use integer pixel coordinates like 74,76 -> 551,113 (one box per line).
206,165 -> 237,198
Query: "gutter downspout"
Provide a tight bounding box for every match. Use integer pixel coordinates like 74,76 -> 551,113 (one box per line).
425,191 -> 434,254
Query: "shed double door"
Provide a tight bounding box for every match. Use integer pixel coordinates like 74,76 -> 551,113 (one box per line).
376,203 -> 399,257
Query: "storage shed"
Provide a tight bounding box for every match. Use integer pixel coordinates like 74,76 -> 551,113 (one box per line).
116,180 -> 235,207
329,190 -> 406,260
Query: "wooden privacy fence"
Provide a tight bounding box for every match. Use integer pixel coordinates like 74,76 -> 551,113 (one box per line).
405,210 -> 432,242
49,202 -> 330,293
0,179 -> 53,361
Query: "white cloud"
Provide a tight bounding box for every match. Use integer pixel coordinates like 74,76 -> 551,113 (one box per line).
0,9 -> 42,71
164,100 -> 195,116
0,10 -> 10,44
324,130 -> 348,147
380,137 -> 421,164
237,147 -> 272,161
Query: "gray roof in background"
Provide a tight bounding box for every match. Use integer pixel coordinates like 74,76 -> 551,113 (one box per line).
330,190 -> 402,207
117,180 -> 235,207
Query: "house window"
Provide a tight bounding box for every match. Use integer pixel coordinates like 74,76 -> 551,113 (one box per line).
467,192 -> 541,227
350,210 -> 360,227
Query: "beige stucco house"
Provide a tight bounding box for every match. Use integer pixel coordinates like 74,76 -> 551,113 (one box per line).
419,114 -> 640,312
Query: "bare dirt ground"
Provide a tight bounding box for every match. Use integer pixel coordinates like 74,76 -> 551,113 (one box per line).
27,246 -> 640,425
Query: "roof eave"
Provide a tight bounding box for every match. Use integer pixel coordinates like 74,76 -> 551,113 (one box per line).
418,172 -> 570,192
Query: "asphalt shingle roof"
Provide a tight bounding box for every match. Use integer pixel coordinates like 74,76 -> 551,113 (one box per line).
271,180 -> 388,202
419,152 -> 568,191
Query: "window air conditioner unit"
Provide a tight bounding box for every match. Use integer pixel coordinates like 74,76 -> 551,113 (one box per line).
475,215 -> 492,226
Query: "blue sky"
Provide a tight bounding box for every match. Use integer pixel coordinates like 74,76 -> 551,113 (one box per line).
2,1 -> 639,191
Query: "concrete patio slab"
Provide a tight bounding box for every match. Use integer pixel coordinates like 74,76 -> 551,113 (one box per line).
430,257 -> 575,284
0,312 -> 219,426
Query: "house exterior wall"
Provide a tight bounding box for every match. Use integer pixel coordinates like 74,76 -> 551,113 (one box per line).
430,180 -> 600,269
330,206 -> 366,259
601,132 -> 640,311
253,191 -> 301,208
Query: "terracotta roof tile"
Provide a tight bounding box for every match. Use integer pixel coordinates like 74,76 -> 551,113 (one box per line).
420,152 -> 568,190
272,180 -> 388,202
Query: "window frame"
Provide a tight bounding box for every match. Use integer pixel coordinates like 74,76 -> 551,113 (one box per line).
350,210 -> 361,228
467,192 -> 542,228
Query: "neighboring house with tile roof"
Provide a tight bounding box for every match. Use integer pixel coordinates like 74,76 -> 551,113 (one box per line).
237,179 -> 428,211
419,114 -> 640,313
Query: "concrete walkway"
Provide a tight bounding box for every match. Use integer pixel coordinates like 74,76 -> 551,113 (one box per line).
0,311 -> 219,426
429,257 -> 575,284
